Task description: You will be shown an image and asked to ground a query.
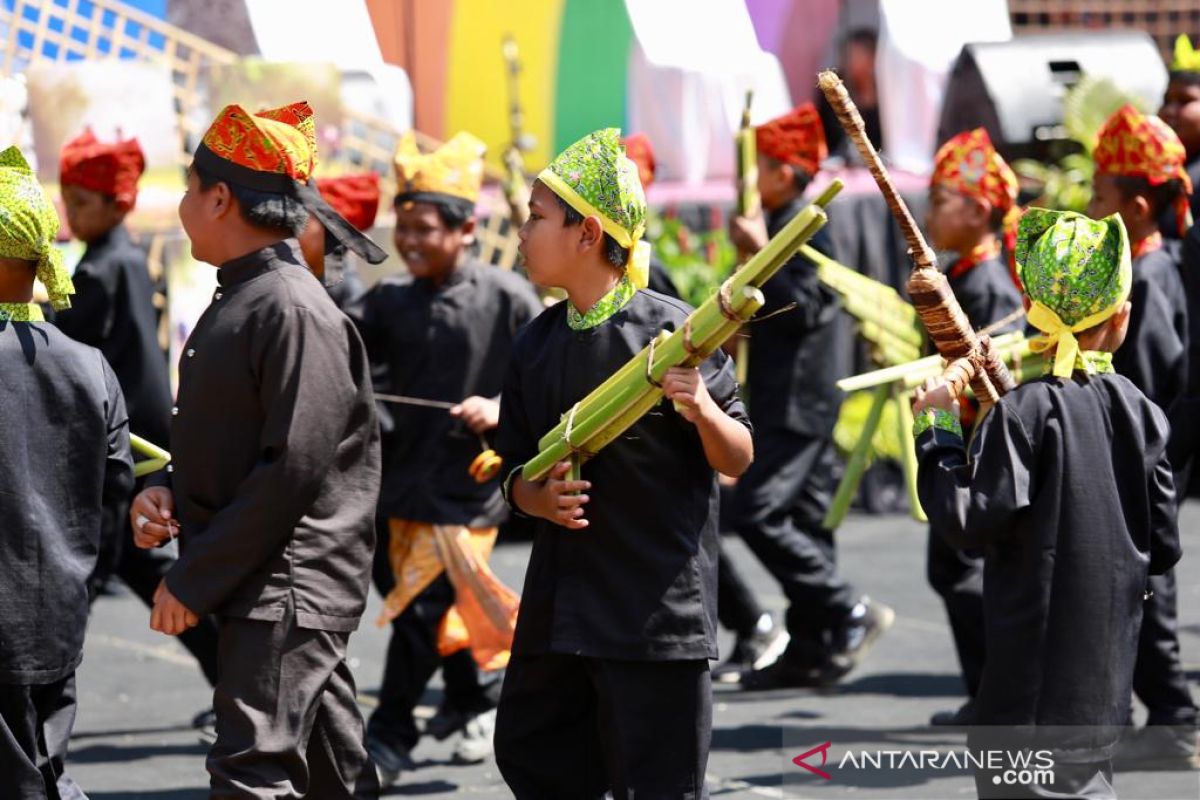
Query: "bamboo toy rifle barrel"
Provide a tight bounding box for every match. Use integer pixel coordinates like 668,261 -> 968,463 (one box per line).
501,34 -> 531,227
816,70 -> 1016,406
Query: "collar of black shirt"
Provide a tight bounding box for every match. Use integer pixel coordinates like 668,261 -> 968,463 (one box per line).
218,239 -> 305,287
84,222 -> 131,254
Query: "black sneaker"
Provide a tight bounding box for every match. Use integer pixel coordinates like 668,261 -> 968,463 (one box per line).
425,705 -> 471,741
713,621 -> 790,685
930,700 -> 975,727
366,734 -> 415,789
740,656 -> 827,691
1112,725 -> 1199,771
824,597 -> 895,682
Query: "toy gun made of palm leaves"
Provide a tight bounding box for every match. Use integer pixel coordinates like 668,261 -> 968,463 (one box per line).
501,35 -> 534,228
816,69 -> 1018,526
828,331 -> 1046,524
522,180 -> 844,483
799,244 -> 927,527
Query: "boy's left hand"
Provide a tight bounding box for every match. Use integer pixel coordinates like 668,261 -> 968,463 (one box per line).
149,579 -> 199,636
451,396 -> 500,433
663,366 -> 715,424
913,376 -> 961,418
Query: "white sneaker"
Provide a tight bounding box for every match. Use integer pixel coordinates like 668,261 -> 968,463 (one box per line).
451,709 -> 496,765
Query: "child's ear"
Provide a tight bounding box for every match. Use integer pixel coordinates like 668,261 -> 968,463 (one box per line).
968,196 -> 991,228
579,216 -> 604,252
460,216 -> 477,247
1131,194 -> 1153,224
211,182 -> 234,220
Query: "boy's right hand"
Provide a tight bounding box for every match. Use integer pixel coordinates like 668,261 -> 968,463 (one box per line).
514,460 -> 591,530
729,213 -> 768,256
130,487 -> 180,549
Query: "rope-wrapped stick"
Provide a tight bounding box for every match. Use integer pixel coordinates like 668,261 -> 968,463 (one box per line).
816,70 -> 1016,406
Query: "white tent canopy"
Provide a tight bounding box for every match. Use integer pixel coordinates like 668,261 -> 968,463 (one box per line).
625,0 -> 793,185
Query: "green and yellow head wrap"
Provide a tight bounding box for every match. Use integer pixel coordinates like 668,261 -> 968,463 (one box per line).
537,128 -> 651,289
1015,208 -> 1130,379
0,146 -> 72,310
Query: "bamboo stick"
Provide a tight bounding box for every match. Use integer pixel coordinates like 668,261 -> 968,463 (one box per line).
817,70 -> 1015,407
131,434 -> 171,478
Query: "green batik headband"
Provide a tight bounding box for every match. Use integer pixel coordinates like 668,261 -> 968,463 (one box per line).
538,128 -> 652,289
0,146 -> 73,310
1015,208 -> 1131,378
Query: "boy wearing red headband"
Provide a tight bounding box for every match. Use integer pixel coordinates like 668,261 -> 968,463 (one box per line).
728,103 -> 891,690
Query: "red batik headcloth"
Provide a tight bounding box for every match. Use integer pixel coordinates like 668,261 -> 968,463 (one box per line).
59,128 -> 145,209
755,103 -> 827,176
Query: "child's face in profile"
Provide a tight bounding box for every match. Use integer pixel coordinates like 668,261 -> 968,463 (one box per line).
925,183 -> 989,253
519,181 -> 577,289
1086,173 -> 1149,233
1160,78 -> 1200,158
62,183 -> 126,244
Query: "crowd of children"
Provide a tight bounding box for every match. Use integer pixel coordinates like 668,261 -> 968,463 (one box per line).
1,28 -> 1199,800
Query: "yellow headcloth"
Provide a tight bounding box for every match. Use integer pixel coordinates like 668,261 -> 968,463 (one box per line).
1171,34 -> 1200,74
393,131 -> 487,205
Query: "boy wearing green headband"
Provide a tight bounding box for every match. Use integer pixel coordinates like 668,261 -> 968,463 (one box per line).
1162,34 -> 1200,231
913,209 -> 1182,796
0,146 -> 134,797
493,129 -> 753,796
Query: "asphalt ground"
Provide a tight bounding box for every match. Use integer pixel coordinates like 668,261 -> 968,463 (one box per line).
67,503 -> 1200,799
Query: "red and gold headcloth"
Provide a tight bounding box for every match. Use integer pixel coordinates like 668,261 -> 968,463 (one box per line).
193,101 -> 385,265
755,103 -> 827,176
931,128 -> 1018,213
621,133 -> 657,189
59,129 -> 145,209
1093,104 -> 1193,236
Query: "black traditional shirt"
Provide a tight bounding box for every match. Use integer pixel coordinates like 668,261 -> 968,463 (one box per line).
0,312 -> 133,683
917,374 -> 1180,758
160,241 -> 380,631
351,259 -> 542,527
496,290 -> 751,660
1113,242 -> 1188,414
749,197 -> 847,437
50,224 -> 171,446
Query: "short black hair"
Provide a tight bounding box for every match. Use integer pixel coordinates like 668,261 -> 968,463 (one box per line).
845,27 -> 877,51
555,193 -> 629,269
192,161 -> 309,235
1169,70 -> 1200,88
392,194 -> 474,230
1112,174 -> 1187,220
988,205 -> 1009,232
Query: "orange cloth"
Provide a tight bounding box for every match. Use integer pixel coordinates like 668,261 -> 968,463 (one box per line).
59,129 -> 145,209
621,133 -> 656,189
948,238 -> 1003,280
379,519 -> 517,671
1131,231 -> 1164,260
317,173 -> 380,232
1093,104 -> 1193,236
755,102 -> 827,176
931,128 -> 1018,214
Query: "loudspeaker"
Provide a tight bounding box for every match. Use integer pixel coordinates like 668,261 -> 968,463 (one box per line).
938,31 -> 1168,161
